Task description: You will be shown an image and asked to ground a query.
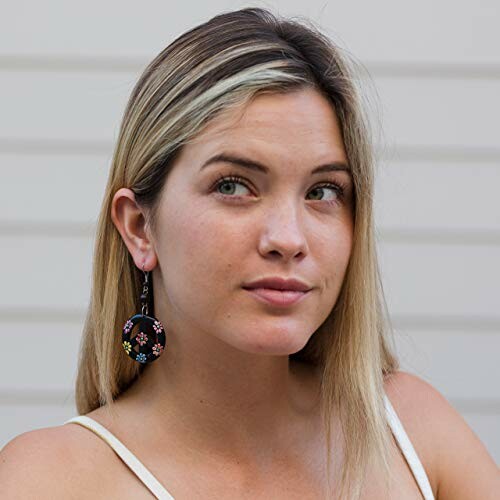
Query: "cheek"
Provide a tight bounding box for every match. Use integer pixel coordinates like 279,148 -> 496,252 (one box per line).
319,220 -> 353,291
160,205 -> 243,293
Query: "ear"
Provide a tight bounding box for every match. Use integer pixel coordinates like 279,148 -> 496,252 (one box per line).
110,188 -> 158,271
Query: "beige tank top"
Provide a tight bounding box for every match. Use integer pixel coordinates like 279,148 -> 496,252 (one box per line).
64,393 -> 434,499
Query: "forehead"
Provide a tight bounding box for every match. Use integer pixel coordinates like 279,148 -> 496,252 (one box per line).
188,88 -> 347,163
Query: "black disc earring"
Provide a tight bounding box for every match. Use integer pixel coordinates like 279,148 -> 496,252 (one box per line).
121,265 -> 166,364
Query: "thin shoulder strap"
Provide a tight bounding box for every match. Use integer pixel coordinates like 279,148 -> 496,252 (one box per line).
383,394 -> 435,500
64,416 -> 175,500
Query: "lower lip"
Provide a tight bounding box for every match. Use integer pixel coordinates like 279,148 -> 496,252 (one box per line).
243,287 -> 310,307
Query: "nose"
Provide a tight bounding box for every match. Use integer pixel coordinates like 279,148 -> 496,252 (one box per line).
257,202 -> 308,262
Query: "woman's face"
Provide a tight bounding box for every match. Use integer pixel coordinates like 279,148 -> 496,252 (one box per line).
150,87 -> 354,356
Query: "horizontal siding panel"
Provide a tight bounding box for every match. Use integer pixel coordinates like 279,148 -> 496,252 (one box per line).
1,235 -> 499,318
0,402 -> 76,450
0,321 -> 81,392
1,71 -> 499,149
2,153 -> 499,233
374,76 -> 500,150
374,161 -> 500,233
378,241 -> 500,319
394,329 -> 500,401
1,153 -> 109,223
0,71 -> 133,143
0,234 -> 93,309
1,2 -> 499,65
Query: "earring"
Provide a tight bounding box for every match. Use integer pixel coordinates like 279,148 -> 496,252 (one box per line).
121,264 -> 166,364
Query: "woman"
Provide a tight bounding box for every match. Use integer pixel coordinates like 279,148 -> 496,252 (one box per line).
1,7 -> 498,499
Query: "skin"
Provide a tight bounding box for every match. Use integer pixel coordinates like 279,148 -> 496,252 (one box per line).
107,87 -> 354,464
1,88 -> 498,499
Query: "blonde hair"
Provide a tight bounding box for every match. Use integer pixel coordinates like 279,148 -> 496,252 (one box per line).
75,7 -> 399,498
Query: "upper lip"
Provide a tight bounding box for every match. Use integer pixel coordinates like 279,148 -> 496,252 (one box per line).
242,277 -> 313,292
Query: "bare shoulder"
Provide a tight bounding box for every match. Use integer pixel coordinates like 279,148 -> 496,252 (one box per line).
0,423 -> 116,499
384,370 -> 500,500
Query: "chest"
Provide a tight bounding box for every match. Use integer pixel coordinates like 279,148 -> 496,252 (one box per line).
88,440 -> 427,500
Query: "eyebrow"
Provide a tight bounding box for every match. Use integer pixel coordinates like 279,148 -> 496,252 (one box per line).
199,153 -> 351,176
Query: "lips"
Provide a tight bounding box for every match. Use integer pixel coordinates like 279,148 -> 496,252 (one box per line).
243,287 -> 309,307
242,277 -> 312,292
242,277 -> 313,307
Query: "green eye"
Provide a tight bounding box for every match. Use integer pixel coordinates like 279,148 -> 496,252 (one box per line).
212,173 -> 347,207
215,176 -> 251,196
307,184 -> 343,204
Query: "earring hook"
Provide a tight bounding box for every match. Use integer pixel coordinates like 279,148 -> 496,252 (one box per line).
141,262 -> 149,316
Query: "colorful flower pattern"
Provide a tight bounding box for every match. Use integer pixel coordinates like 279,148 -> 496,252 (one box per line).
153,320 -> 163,334
122,315 -> 166,363
135,331 -> 148,346
136,353 -> 147,363
123,319 -> 133,334
122,341 -> 132,354
152,343 -> 164,356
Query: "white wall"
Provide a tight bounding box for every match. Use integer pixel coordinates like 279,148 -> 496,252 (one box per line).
1,0 -> 499,464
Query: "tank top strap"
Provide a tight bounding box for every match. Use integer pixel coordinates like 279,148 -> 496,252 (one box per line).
383,393 -> 435,500
64,416 -> 175,500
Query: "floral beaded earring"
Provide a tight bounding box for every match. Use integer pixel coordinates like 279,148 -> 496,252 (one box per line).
121,264 -> 166,364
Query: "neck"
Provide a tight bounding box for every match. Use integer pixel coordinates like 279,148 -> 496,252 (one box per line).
118,320 -> 322,462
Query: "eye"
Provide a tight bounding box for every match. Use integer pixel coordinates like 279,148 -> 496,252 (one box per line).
307,183 -> 345,206
213,175 -> 251,197
211,173 -> 348,206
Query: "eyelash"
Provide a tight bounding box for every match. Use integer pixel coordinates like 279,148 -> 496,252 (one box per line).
211,173 -> 348,206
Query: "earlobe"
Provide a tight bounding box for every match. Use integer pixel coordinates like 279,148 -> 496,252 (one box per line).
110,188 -> 157,270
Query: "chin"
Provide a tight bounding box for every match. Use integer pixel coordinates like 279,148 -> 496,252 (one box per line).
236,329 -> 310,356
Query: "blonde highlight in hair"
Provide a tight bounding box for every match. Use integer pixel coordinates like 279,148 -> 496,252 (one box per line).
75,7 -> 399,498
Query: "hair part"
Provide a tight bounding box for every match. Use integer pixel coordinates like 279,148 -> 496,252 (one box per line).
75,7 -> 399,499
